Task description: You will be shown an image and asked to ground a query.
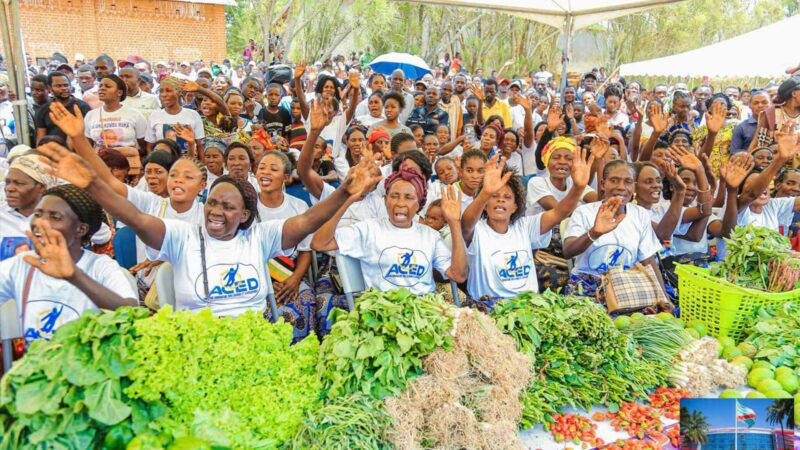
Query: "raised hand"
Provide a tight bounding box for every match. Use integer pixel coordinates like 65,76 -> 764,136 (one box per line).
440,184 -> 463,224
591,197 -> 625,236
565,103 -> 575,121
515,93 -> 531,111
348,70 -> 360,89
775,121 -> 799,161
547,103 -> 563,132
49,102 -> 85,138
344,157 -> 381,200
172,123 -> 195,143
294,60 -> 307,79
647,102 -> 669,134
571,147 -> 595,188
481,153 -> 512,196
177,79 -> 200,92
719,153 -> 754,189
35,142 -> 96,188
24,222 -> 77,280
661,159 -> 687,192
589,136 -> 611,161
667,144 -> 702,171
471,83 -> 484,102
308,100 -> 333,132
595,113 -> 613,138
705,101 -> 727,134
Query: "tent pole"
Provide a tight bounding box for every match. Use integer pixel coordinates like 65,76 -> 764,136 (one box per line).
0,0 -> 28,147
560,14 -> 573,91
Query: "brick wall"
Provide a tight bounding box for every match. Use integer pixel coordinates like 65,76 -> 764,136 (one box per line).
17,0 -> 227,65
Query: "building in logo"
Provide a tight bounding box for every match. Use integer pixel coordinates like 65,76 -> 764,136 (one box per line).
680,427 -> 794,450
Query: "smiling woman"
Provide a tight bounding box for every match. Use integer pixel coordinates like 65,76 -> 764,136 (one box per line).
35,136 -> 379,318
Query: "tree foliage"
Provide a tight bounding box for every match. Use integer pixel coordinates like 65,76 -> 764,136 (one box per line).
226,0 -> 797,74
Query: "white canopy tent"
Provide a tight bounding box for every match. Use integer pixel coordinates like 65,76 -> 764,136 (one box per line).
394,0 -> 684,86
619,14 -> 800,78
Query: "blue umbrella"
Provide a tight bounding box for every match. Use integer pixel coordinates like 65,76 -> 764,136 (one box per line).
369,52 -> 432,79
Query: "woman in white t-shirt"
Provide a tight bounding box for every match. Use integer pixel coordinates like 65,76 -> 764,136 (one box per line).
224,142 -> 260,193
146,76 -> 205,156
255,152 -> 317,342
563,160 -> 666,302
83,74 -> 148,150
0,184 -> 137,343
37,142 -> 379,320
463,150 -> 593,304
354,91 -> 385,128
311,167 -> 467,320
526,136 -> 597,291
732,131 -> 800,237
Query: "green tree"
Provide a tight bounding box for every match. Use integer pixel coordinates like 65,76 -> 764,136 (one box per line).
680,409 -> 710,449
767,399 -> 795,449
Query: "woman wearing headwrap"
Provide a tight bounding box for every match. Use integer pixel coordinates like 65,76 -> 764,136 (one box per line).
311,160 -> 467,298
525,135 -> 599,292
478,122 -> 504,158
1,154 -> 58,244
0,184 -> 137,344
36,139 -> 379,321
462,150 -> 592,306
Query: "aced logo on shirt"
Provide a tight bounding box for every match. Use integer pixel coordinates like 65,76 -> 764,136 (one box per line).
587,244 -> 634,273
194,263 -> 260,301
380,247 -> 429,286
24,300 -> 80,343
495,251 -> 531,280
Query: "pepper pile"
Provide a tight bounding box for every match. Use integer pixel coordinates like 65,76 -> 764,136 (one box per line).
547,413 -> 601,448
647,387 -> 687,420
605,402 -> 663,439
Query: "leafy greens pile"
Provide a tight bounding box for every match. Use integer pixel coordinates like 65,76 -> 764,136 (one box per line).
709,225 -> 791,290
318,288 -> 454,400
491,291 -> 668,428
743,302 -> 800,368
0,306 -> 321,450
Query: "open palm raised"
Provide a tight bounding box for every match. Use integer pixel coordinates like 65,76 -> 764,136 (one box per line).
36,143 -> 96,189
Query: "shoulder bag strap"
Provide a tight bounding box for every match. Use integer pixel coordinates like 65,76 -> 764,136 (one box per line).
20,266 -> 35,331
198,226 -> 210,304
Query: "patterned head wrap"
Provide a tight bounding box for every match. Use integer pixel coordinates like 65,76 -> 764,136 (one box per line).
542,136 -> 577,170
9,155 -> 57,188
384,164 -> 427,210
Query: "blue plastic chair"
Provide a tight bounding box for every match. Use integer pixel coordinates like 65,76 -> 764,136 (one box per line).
285,183 -> 312,207
113,227 -> 137,270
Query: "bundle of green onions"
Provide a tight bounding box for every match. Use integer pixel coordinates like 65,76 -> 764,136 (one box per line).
625,319 -> 694,364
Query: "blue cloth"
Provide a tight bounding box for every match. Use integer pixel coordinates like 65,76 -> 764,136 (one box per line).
730,116 -> 757,153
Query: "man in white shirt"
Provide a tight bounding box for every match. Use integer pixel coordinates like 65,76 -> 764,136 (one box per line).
389,69 -> 415,124
120,67 -> 160,118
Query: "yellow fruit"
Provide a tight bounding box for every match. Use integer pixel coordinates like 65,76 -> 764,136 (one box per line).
747,368 -> 775,389
757,379 -> 783,394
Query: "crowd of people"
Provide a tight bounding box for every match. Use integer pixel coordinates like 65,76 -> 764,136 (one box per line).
2,48 -> 800,345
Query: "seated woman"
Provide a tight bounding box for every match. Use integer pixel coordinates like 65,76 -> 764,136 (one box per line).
224,142 -> 260,193
462,149 -> 592,306
0,184 -> 137,343
311,166 -> 467,330
255,151 -> 317,342
36,141 -> 379,321
526,136 -> 598,291
563,160 -> 666,304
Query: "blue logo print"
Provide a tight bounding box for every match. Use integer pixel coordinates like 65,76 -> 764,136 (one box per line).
197,263 -> 261,301
23,300 -> 80,342
588,245 -> 633,273
496,251 -> 531,282
380,247 -> 430,287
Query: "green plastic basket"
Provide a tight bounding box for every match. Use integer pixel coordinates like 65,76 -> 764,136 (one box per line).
676,264 -> 800,342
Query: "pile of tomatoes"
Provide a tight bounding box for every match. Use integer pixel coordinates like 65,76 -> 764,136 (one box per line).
548,413 -> 605,449
666,424 -> 681,447
648,387 -> 687,420
602,402 -> 664,439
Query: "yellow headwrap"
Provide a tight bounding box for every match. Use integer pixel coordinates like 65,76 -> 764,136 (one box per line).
9,155 -> 57,188
542,136 -> 576,171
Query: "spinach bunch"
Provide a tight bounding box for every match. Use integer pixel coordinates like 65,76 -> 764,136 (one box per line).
744,302 -> 800,368
492,291 -> 667,427
318,288 -> 454,400
710,225 -> 791,290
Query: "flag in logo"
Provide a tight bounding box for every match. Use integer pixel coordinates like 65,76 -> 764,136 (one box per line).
736,401 -> 756,428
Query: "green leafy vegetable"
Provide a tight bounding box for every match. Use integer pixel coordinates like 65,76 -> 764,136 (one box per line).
744,302 -> 800,369
318,288 -> 454,400
491,291 -> 668,427
292,393 -> 393,449
710,225 -> 791,290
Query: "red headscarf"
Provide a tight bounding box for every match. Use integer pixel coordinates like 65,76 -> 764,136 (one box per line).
384,164 -> 427,210
251,129 -> 274,151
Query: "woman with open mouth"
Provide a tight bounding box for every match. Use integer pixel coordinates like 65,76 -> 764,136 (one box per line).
461,148 -> 592,307
36,135 -> 380,321
0,184 -> 137,344
562,159 -> 667,304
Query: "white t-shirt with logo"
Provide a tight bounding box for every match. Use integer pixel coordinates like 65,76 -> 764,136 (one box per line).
0,250 -> 136,343
83,105 -> 147,148
124,188 -> 205,264
565,202 -> 662,276
312,182 -> 388,228
335,218 -> 451,295
526,176 -> 595,217
257,194 -> 311,252
145,108 -> 205,154
146,219 -> 290,317
467,215 -> 551,299
737,197 -> 795,233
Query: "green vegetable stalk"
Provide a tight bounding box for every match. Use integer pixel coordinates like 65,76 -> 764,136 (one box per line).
709,225 -> 791,290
